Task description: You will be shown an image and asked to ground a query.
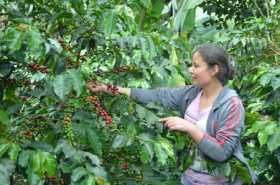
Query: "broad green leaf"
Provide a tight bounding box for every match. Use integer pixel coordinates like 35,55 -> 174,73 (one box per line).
81,152 -> 101,167
27,171 -> 44,185
136,105 -> 146,120
173,0 -> 203,33
170,47 -> 179,65
268,127 -> 280,152
67,69 -> 85,97
43,153 -> 57,176
85,164 -> 107,179
87,129 -> 102,156
271,77 -> 280,90
112,135 -> 127,149
182,8 -> 196,32
257,123 -> 277,146
9,31 -> 25,51
30,151 -> 57,177
141,0 -> 152,9
81,175 -> 96,185
100,9 -> 117,35
18,150 -> 34,168
8,143 -> 21,162
48,38 -> 63,53
0,144 -> 9,158
159,138 -> 175,160
153,143 -> 168,165
71,0 -> 85,15
0,158 -> 15,185
0,109 -> 10,126
71,167 -> 88,182
54,139 -> 76,158
146,111 -> 159,125
137,133 -> 154,142
27,28 -> 44,59
221,163 -> 231,177
31,72 -> 47,83
53,73 -> 72,100
140,143 -> 154,164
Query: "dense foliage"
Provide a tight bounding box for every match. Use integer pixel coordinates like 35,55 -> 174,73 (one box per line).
0,0 -> 279,185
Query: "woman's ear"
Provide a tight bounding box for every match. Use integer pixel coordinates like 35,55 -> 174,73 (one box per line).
211,64 -> 219,76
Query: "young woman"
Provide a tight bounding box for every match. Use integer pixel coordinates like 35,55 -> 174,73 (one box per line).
87,43 -> 257,185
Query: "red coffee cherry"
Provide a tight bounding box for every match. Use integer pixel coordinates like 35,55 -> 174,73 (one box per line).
87,96 -> 112,125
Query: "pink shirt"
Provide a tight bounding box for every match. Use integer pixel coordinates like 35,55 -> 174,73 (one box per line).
184,91 -> 212,131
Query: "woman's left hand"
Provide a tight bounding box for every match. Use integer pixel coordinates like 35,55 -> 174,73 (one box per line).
159,116 -> 191,133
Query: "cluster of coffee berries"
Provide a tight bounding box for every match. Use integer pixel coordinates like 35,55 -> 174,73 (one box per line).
63,113 -> 75,143
21,130 -> 33,138
4,78 -> 16,85
87,96 -> 112,125
46,176 -> 57,185
112,65 -> 132,73
95,65 -> 136,76
106,84 -> 119,94
121,162 -> 129,170
28,63 -> 49,73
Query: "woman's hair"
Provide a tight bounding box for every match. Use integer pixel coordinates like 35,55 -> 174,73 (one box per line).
194,43 -> 235,85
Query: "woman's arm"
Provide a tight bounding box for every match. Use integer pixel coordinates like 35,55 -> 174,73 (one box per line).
87,81 -> 192,111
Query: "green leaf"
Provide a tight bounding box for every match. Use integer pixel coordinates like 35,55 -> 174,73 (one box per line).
48,38 -> 63,53
71,167 -> 88,182
53,73 -> 72,100
100,9 -> 117,35
153,143 -> 168,165
141,0 -> 152,9
182,8 -> 196,32
0,158 -> 15,185
0,144 -> 9,158
3,28 -> 25,52
54,139 -> 76,158
268,127 -> 280,152
43,153 -> 57,176
8,143 -> 21,162
140,143 -> 154,164
136,105 -> 146,120
27,171 -> 44,185
31,72 -> 47,83
173,0 -> 203,33
67,69 -> 85,97
81,152 -> 101,167
0,109 -> 10,126
112,135 -> 127,149
30,151 -> 57,177
71,0 -> 85,15
85,163 -> 107,179
87,129 -> 102,156
159,137 -> 175,160
81,175 -> 96,185
18,150 -> 34,168
27,28 -> 44,59
258,123 -> 277,146
221,162 -> 231,177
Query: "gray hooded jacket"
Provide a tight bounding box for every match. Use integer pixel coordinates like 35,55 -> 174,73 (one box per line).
130,85 -> 257,184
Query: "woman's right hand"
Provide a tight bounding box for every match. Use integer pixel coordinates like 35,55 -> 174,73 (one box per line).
86,81 -> 107,93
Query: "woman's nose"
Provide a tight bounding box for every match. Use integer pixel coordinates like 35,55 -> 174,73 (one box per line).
189,66 -> 193,73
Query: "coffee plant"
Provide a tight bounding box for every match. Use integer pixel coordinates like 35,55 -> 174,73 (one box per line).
0,0 -> 279,185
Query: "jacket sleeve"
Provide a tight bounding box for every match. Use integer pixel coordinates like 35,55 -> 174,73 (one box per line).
198,96 -> 245,162
130,86 -> 191,110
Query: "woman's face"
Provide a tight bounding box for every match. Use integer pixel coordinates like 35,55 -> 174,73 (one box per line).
189,51 -> 218,87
